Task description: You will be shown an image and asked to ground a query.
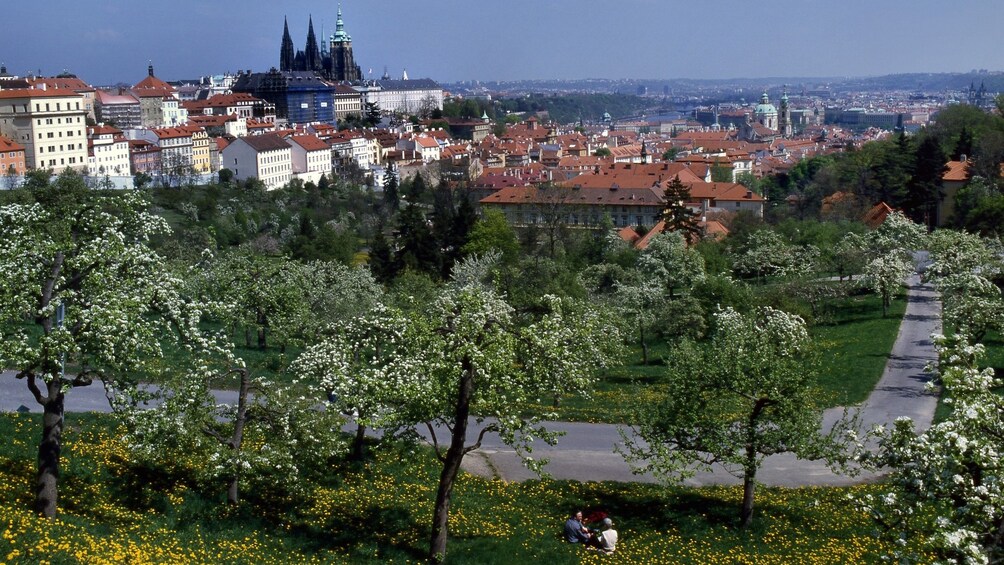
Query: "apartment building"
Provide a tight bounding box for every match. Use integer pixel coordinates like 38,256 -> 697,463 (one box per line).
0,86 -> 89,171
222,133 -> 292,190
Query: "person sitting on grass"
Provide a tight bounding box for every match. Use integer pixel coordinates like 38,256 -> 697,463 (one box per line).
597,517 -> 618,554
564,510 -> 592,544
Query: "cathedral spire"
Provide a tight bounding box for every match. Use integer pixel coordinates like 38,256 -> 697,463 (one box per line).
280,16 -> 295,71
305,15 -> 321,71
332,3 -> 351,43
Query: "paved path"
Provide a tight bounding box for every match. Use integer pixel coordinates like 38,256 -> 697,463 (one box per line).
461,274 -> 942,486
0,275 -> 941,487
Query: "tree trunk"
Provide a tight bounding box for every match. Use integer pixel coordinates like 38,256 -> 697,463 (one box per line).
35,382 -> 64,518
351,423 -> 367,460
244,327 -> 252,348
226,369 -> 251,505
741,399 -> 768,529
227,475 -> 240,505
429,362 -> 475,564
639,320 -> 648,365
257,326 -> 267,349
740,463 -> 756,528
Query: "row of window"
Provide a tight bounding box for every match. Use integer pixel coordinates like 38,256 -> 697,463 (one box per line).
35,116 -> 83,126
39,143 -> 81,153
45,156 -> 78,166
38,129 -> 82,139
34,102 -> 82,112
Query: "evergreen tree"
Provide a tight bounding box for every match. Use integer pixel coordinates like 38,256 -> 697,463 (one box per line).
452,192 -> 477,251
661,175 -> 700,243
953,126 -> 974,160
430,181 -> 457,278
407,172 -> 427,201
369,226 -> 396,283
364,102 -> 381,127
383,167 -> 399,211
905,136 -> 948,229
394,203 -> 439,276
317,173 -> 330,192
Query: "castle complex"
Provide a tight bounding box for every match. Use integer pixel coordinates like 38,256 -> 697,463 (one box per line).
280,6 -> 361,82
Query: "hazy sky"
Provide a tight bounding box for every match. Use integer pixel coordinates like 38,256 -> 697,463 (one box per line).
3,0 -> 1001,86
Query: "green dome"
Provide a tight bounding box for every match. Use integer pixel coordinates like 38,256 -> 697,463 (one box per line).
755,92 -> 776,115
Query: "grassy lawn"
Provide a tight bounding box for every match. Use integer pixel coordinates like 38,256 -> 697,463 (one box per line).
811,291 -> 907,407
533,289 -> 907,424
0,412 -> 911,564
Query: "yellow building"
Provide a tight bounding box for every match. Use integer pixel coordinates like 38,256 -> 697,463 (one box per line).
183,125 -> 211,173
0,86 -> 89,171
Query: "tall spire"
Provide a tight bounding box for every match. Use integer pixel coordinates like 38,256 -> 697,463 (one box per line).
332,3 -> 350,43
305,15 -> 321,71
280,16 -> 295,71
148,61 -> 154,76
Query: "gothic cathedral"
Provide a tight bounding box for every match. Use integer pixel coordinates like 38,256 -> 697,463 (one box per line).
280,6 -> 362,82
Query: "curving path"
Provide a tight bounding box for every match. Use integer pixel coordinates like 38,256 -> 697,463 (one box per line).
0,275 -> 941,487
460,273 -> 942,486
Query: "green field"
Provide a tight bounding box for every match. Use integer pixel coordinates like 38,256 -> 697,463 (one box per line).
529,290 -> 907,424
0,412 -> 912,564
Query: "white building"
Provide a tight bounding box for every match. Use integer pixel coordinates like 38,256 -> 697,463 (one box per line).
87,124 -> 131,175
0,86 -> 89,171
397,134 -> 441,163
286,134 -> 331,185
330,133 -> 372,171
222,133 -> 292,190
147,127 -> 194,173
356,78 -> 443,116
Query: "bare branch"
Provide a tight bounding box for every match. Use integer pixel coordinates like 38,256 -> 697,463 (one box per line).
425,422 -> 447,463
462,423 -> 497,455
201,425 -> 228,445
22,372 -> 47,405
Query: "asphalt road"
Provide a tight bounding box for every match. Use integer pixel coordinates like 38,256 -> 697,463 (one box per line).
1,274 -> 941,487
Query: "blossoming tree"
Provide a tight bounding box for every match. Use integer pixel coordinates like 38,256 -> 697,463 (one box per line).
924,229 -> 1004,341
623,306 -> 855,527
860,334 -> 1004,563
301,254 -> 622,563
847,211 -> 927,316
0,180 -> 200,517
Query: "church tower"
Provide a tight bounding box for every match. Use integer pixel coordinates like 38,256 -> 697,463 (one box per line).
778,89 -> 792,138
280,17 -> 295,71
304,16 -> 322,72
328,5 -> 362,81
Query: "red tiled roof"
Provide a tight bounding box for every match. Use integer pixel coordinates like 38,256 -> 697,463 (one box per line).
0,87 -> 83,99
0,135 -> 25,152
30,77 -> 94,92
152,127 -> 192,140
863,202 -> 895,229
287,134 -> 330,152
687,181 -> 764,202
133,74 -> 174,93
481,185 -> 664,207
943,160 -> 969,182
239,133 -> 291,153
87,124 -> 122,136
95,89 -> 139,105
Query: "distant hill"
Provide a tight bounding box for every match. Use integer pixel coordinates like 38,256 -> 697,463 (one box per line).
448,72 -> 1004,96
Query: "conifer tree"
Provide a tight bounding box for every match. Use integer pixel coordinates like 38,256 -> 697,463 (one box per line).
661,175 -> 700,243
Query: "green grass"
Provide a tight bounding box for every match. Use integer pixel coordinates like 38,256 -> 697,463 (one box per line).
530,290 -> 907,424
0,412 -> 909,564
811,291 -> 907,407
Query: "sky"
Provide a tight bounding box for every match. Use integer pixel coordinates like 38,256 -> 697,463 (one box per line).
3,0 -> 1001,86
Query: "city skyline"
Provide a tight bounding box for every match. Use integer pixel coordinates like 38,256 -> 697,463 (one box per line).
4,0 -> 1002,86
